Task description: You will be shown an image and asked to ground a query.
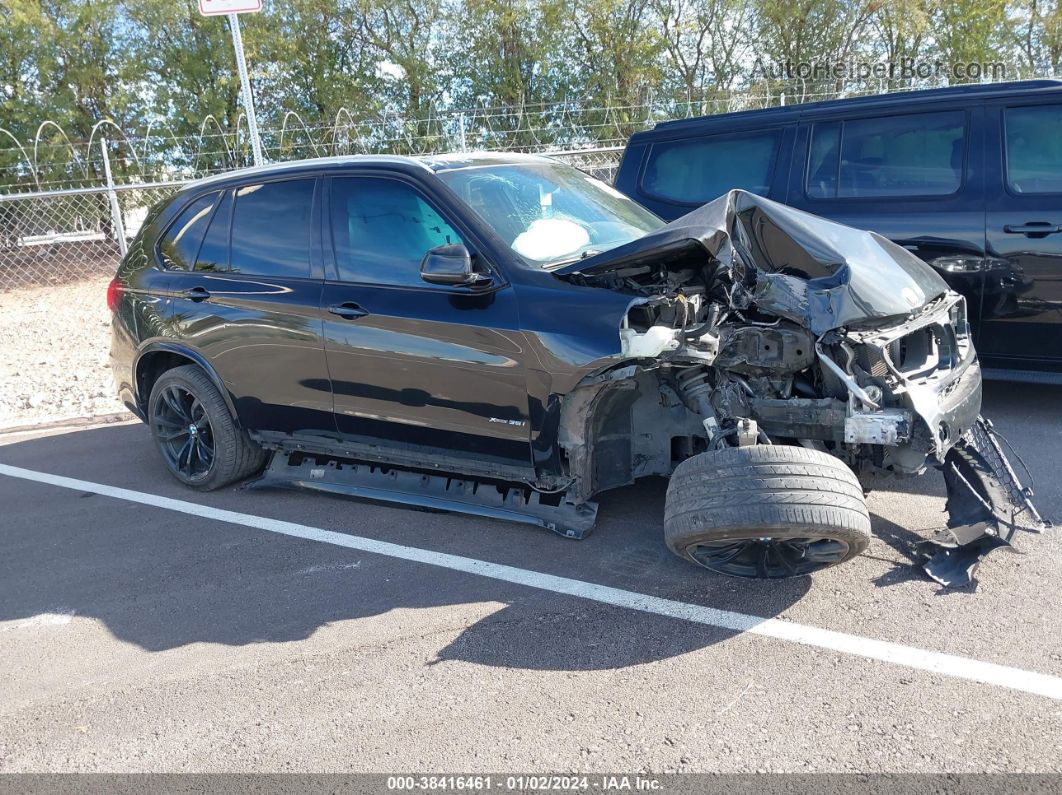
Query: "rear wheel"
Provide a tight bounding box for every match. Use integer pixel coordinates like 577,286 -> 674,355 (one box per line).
148,365 -> 265,490
664,445 -> 871,578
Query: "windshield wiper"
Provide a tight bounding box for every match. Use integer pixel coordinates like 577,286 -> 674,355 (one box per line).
542,247 -> 606,270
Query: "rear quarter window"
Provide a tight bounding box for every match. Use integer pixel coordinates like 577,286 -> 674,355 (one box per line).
641,130 -> 781,205
157,192 -> 218,270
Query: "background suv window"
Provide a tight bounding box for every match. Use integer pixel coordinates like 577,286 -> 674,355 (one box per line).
157,191 -> 217,270
641,130 -> 780,205
807,111 -> 965,198
230,178 -> 316,278
330,177 -> 464,286
1005,105 -> 1062,194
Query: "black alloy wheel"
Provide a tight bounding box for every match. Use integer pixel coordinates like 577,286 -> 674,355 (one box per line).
685,535 -> 852,578
147,364 -> 265,490
152,383 -> 215,480
663,444 -> 872,579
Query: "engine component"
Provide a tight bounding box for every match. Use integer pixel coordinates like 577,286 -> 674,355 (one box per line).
715,325 -> 815,374
620,324 -> 680,358
844,409 -> 912,446
815,342 -> 881,410
674,366 -> 719,436
735,418 -> 759,447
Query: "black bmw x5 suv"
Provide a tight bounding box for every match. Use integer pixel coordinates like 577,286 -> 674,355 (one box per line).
110,153 -> 1046,586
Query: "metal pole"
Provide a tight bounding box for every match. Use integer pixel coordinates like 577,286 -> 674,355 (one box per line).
228,12 -> 264,167
100,137 -> 127,257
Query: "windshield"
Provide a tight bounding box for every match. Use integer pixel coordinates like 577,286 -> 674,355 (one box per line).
436,160 -> 663,267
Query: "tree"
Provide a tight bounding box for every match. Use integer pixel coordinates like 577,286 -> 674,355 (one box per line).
566,0 -> 665,137
751,0 -> 877,95
932,0 -> 1015,71
124,0 -> 248,169
869,0 -> 933,71
443,0 -> 572,147
1011,0 -> 1062,74
346,0 -> 446,147
653,0 -> 751,105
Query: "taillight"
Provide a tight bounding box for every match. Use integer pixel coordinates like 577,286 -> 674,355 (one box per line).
107,277 -> 123,313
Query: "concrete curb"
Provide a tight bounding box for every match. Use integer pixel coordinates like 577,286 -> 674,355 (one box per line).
0,411 -> 138,437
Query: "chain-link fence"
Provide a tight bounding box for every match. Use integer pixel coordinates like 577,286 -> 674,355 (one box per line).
0,147 -> 622,292
0,182 -> 184,290
552,146 -> 624,182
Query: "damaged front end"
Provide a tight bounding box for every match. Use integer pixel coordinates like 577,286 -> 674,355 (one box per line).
556,189 -> 1049,586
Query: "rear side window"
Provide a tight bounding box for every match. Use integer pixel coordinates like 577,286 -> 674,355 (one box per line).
1005,105 -> 1062,194
330,177 -> 464,287
157,192 -> 217,270
641,130 -> 781,205
230,178 -> 316,277
807,111 -> 965,199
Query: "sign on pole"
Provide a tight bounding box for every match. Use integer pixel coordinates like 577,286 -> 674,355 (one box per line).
198,0 -> 261,16
198,0 -> 265,167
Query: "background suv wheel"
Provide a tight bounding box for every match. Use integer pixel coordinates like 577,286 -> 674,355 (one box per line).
148,364 -> 265,491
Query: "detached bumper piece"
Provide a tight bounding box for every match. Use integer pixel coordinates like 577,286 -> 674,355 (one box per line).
250,451 -> 599,540
922,416 -> 1051,587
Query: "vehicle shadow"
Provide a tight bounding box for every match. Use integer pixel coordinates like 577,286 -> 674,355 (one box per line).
0,424 -> 812,670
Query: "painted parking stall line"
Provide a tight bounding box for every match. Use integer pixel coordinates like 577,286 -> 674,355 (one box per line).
3,460 -> 1061,701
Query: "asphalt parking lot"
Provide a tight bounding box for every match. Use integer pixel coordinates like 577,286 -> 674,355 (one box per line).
2,381 -> 1062,773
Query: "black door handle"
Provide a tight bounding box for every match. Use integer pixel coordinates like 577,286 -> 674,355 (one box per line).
327,302 -> 369,320
182,286 -> 210,302
1003,222 -> 1062,238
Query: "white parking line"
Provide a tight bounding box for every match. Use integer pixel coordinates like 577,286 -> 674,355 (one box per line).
3,460 -> 1061,701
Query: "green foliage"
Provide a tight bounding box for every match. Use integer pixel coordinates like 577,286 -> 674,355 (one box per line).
0,0 -> 1058,183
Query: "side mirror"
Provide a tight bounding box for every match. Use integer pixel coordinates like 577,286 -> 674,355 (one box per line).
420,244 -> 488,286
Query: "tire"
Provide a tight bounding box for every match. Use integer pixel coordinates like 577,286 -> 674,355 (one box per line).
148,364 -> 265,491
664,444 -> 871,578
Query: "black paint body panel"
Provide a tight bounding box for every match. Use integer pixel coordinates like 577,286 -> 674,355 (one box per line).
109,156 -> 637,474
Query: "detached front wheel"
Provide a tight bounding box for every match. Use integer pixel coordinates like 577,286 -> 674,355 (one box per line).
664,445 -> 871,578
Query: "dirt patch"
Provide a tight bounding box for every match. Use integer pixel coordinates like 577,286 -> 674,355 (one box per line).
0,276 -> 125,427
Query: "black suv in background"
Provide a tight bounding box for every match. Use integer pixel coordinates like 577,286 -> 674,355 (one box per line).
614,80 -> 1062,379
109,153 -> 1045,586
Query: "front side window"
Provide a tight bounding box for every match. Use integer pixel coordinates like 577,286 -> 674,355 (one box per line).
808,111 -> 966,199
437,160 -> 662,267
158,191 -> 217,270
641,131 -> 781,205
330,177 -> 464,286
1005,105 -> 1062,194
230,178 -> 315,278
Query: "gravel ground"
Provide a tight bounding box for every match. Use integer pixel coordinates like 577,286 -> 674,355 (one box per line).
0,277 -> 125,427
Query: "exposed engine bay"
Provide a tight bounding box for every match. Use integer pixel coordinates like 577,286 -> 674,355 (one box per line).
555,190 -> 1049,586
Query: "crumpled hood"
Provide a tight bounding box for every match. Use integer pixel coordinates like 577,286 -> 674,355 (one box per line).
556,189 -> 949,334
